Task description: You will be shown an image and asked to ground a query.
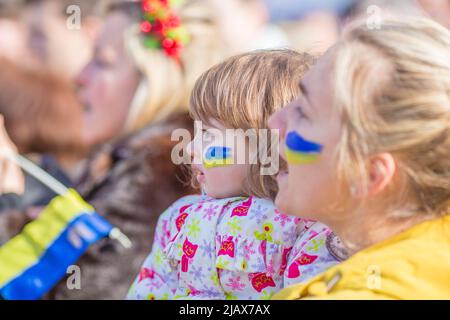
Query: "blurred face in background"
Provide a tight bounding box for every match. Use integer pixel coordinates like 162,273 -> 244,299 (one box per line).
76,11 -> 140,148
0,16 -> 35,66
25,0 -> 98,78
418,0 -> 450,29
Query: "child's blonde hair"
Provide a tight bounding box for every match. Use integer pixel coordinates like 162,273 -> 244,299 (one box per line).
190,49 -> 315,199
333,17 -> 450,216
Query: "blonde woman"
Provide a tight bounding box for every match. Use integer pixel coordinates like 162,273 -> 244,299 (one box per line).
46,0 -> 226,299
269,17 -> 450,299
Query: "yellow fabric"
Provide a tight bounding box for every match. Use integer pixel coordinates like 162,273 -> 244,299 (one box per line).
273,214 -> 450,300
0,189 -> 93,287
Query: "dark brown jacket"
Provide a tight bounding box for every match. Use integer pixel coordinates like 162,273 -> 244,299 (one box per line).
48,112 -> 194,299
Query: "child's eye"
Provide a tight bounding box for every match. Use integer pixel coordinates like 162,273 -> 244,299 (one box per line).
202,129 -> 214,140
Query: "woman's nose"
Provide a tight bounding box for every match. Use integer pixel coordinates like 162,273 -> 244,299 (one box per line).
268,108 -> 287,139
75,63 -> 91,88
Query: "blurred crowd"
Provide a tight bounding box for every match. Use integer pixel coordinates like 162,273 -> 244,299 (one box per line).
0,0 -> 449,299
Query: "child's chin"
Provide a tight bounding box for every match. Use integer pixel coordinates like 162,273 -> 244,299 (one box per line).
202,188 -> 222,199
275,193 -> 291,215
205,187 -> 242,199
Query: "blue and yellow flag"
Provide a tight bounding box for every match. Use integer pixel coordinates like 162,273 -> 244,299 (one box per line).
0,189 -> 114,300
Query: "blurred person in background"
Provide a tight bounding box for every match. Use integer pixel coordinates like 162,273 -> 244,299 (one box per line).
339,0 -> 450,30
0,0 -> 37,66
0,0 -> 102,211
0,115 -> 25,244
0,116 -> 25,206
262,0 -> 450,26
209,0 -> 290,53
264,0 -> 450,56
272,0 -> 431,55
0,1 -> 89,244
23,0 -> 102,79
417,0 -> 450,29
260,0 -> 355,55
342,0 -> 423,23
263,0 -> 355,22
44,0 -> 226,299
0,59 -> 87,210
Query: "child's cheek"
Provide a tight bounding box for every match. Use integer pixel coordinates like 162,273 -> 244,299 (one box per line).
284,131 -> 323,165
203,164 -> 247,198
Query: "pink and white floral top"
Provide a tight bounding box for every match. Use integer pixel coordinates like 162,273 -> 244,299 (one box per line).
127,195 -> 340,300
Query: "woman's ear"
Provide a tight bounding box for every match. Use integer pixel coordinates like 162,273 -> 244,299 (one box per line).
350,153 -> 397,199
366,153 -> 397,197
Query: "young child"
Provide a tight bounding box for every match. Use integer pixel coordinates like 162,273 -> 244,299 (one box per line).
127,50 -> 338,300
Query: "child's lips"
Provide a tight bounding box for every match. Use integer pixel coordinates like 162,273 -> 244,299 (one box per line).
277,169 -> 289,184
196,172 -> 206,184
192,164 -> 206,184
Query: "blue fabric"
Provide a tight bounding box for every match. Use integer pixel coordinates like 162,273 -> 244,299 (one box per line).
0,212 -> 112,300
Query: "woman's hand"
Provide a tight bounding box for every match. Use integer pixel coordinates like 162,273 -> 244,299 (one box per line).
0,115 -> 25,195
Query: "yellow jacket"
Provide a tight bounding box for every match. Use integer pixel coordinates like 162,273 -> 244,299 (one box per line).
273,214 -> 450,300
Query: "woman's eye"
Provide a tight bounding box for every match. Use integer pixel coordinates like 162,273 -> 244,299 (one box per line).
294,106 -> 307,119
94,53 -> 115,68
94,58 -> 109,68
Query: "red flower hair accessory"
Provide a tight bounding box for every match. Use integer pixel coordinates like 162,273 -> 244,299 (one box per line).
140,0 -> 189,61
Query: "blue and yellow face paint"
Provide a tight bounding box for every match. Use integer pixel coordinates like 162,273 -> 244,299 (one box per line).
203,146 -> 234,169
285,131 -> 323,165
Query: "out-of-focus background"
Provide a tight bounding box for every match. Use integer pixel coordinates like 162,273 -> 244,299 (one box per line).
0,0 -> 449,299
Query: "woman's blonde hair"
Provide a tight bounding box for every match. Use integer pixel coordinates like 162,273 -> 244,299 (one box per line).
333,17 -> 450,216
190,49 -> 316,199
120,0 -> 226,132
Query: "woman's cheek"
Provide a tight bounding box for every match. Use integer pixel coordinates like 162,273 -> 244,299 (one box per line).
284,130 -> 324,166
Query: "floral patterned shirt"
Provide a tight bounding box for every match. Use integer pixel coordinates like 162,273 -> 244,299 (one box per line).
283,221 -> 343,288
127,195 -> 339,300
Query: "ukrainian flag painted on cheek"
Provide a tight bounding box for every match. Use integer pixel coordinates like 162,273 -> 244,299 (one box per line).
203,146 -> 233,169
285,131 -> 323,165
